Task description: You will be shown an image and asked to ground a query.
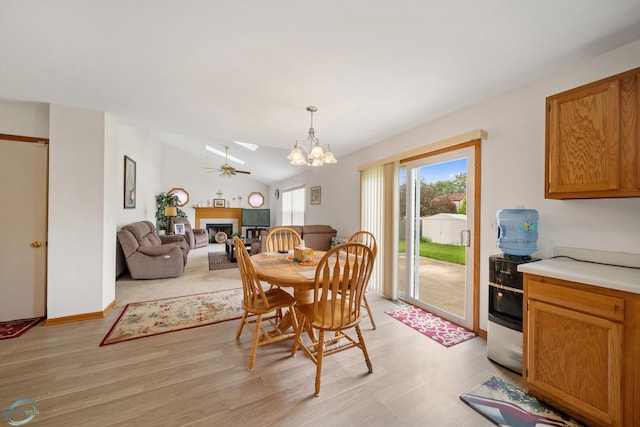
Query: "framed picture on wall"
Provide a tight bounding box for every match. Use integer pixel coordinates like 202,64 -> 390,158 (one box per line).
124,155 -> 136,209
310,186 -> 321,205
174,223 -> 186,235
213,199 -> 225,208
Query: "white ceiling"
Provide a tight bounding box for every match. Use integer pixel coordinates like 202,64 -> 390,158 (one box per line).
2,1 -> 640,184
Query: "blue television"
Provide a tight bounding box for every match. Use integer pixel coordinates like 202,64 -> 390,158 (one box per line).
242,208 -> 270,227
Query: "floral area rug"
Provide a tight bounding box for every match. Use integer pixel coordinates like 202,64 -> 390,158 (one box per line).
0,317 -> 43,340
460,376 -> 584,426
385,303 -> 475,347
100,288 -> 244,346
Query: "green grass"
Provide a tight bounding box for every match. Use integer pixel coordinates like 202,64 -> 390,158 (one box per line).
398,239 -> 465,265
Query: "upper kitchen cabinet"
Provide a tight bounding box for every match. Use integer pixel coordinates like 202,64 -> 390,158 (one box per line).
545,66 -> 640,199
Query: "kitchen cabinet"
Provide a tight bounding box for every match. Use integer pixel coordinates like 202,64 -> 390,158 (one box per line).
523,274 -> 639,427
545,66 -> 640,199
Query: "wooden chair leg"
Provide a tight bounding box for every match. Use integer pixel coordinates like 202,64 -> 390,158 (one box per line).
363,294 -> 376,330
355,325 -> 373,373
248,314 -> 262,370
235,312 -> 248,339
292,316 -> 305,356
314,330 -> 325,396
288,304 -> 299,336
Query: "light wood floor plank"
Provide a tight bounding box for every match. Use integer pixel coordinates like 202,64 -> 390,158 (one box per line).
0,246 -> 519,426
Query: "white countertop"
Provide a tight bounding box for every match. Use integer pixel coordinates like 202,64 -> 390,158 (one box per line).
518,255 -> 640,294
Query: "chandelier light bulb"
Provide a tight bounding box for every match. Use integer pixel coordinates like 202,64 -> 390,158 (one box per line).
309,143 -> 325,160
323,148 -> 337,164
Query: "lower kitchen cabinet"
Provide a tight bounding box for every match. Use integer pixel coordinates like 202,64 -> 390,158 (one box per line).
523,274 -> 639,427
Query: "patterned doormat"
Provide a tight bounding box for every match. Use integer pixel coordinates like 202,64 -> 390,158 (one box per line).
460,376 -> 584,426
208,252 -> 237,270
385,303 -> 475,347
100,288 -> 244,346
0,317 -> 43,340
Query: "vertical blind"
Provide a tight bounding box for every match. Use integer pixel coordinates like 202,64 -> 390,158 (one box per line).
360,165 -> 384,295
360,162 -> 399,299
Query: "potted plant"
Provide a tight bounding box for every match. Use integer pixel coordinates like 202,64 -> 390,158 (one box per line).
155,192 -> 187,232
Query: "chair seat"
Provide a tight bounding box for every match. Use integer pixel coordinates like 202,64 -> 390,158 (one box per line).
298,301 -> 360,330
249,288 -> 296,314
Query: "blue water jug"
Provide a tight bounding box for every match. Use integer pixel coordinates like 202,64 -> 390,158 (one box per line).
497,209 -> 538,256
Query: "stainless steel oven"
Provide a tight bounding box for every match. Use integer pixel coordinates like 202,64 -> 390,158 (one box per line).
487,254 -> 539,374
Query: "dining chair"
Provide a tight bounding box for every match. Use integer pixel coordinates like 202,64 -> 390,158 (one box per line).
291,241 -> 375,396
348,231 -> 378,329
234,237 -> 298,370
264,227 -> 302,253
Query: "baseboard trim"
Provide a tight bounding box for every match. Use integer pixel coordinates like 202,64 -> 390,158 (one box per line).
44,300 -> 116,325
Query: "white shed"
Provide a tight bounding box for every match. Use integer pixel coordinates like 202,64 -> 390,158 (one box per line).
422,213 -> 467,245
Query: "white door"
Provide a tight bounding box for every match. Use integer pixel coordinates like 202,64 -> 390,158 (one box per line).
398,146 -> 476,330
0,138 -> 48,321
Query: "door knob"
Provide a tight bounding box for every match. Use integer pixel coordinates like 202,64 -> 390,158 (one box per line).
31,241 -> 42,248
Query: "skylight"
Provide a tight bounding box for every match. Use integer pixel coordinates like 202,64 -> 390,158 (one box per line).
205,145 -> 246,165
233,141 -> 258,151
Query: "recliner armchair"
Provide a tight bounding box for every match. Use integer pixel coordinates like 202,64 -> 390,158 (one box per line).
117,220 -> 189,279
171,217 -> 208,249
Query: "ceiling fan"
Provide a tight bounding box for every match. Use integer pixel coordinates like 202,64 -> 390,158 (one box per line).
204,145 -> 251,177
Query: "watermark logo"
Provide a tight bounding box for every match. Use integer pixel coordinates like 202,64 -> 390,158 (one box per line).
2,399 -> 39,426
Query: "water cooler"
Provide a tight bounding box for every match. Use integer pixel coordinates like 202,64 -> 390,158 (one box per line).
487,209 -> 539,374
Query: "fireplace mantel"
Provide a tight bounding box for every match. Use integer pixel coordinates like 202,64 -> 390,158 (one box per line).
194,207 -> 242,230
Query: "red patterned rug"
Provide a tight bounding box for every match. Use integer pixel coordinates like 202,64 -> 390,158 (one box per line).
100,288 -> 244,346
0,317 -> 43,340
386,303 -> 476,347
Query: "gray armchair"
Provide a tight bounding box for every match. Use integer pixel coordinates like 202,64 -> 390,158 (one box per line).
171,217 -> 208,249
117,220 -> 189,279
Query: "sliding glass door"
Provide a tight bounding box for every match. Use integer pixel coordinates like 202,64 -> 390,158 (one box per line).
398,146 -> 475,330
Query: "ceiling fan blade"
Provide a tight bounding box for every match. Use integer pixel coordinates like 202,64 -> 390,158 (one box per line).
235,170 -> 251,174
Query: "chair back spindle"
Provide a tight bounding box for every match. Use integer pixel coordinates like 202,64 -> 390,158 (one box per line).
346,230 -> 378,329
265,227 -> 302,253
311,242 -> 374,330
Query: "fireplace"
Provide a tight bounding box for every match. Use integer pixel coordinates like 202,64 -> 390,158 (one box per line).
206,223 -> 233,243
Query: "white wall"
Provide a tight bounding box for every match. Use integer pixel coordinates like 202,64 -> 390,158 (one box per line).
103,114 -> 119,308
116,125 -> 165,229
0,99 -> 49,137
48,105 -> 112,319
268,163 -> 360,238
160,143 -> 270,233
274,38 -> 640,331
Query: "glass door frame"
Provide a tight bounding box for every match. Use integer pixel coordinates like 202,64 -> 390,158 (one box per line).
399,141 -> 481,332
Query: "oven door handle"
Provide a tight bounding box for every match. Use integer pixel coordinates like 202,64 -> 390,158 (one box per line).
489,281 -> 523,294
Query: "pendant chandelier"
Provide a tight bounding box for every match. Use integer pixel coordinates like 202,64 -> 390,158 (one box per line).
286,106 -> 337,166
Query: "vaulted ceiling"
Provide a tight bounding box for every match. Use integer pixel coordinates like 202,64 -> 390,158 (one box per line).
2,1 -> 640,184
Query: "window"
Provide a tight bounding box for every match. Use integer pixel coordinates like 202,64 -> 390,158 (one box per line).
281,186 -> 305,226
247,192 -> 264,208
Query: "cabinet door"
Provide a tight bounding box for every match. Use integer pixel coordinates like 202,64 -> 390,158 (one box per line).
528,299 -> 623,427
546,79 -> 620,197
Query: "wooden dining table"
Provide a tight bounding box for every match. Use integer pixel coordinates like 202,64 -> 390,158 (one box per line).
251,250 -> 329,337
